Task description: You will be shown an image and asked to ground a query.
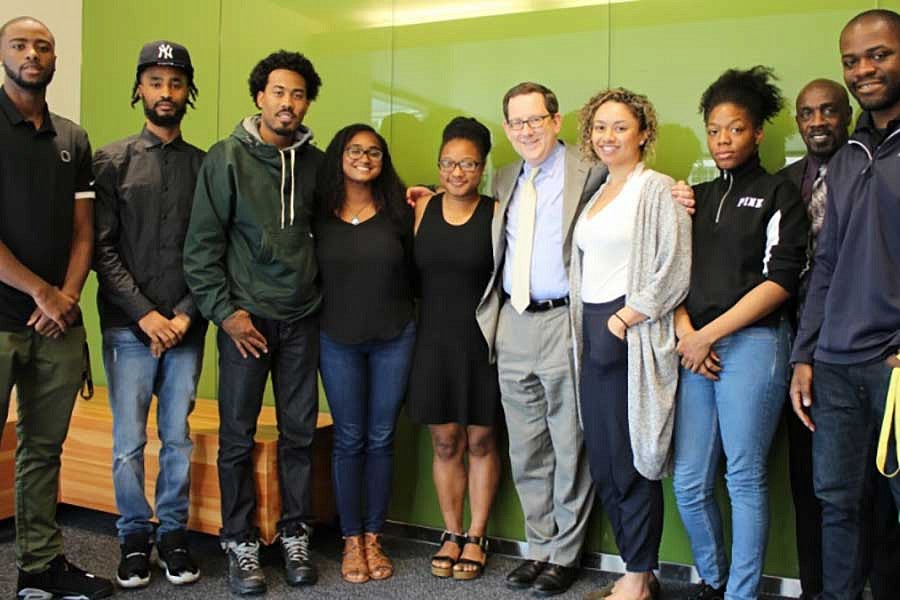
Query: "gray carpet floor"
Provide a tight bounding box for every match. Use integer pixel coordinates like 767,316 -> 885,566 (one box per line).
0,505 -> 792,599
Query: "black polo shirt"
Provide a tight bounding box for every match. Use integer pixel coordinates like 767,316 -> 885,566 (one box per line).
0,87 -> 94,331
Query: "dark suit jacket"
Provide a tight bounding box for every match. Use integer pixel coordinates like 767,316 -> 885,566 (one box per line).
778,155 -> 808,201
475,143 -> 606,361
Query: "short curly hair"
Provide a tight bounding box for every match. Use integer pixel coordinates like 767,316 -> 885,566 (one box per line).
577,87 -> 658,162
699,65 -> 783,128
248,50 -> 321,102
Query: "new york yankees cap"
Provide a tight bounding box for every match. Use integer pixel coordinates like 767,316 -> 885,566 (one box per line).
136,40 -> 193,78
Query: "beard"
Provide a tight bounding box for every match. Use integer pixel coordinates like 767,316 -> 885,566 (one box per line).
3,61 -> 55,91
143,97 -> 187,127
852,78 -> 900,113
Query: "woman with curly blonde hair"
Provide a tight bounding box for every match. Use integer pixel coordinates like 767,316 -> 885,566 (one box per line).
569,88 -> 692,600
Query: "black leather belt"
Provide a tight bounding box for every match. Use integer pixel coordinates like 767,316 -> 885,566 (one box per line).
503,292 -> 569,312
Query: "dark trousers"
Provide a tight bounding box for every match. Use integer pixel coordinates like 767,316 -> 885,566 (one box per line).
216,314 -> 319,541
812,360 -> 900,600
786,401 -> 900,600
580,299 -> 663,572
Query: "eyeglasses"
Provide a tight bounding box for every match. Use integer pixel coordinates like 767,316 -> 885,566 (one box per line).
345,145 -> 384,160
437,158 -> 482,172
506,114 -> 552,131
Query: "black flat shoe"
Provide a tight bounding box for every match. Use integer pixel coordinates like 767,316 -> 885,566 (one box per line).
532,563 -> 578,597
506,560 -> 547,589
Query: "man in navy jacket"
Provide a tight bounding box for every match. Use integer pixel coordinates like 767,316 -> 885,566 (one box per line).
790,9 -> 900,600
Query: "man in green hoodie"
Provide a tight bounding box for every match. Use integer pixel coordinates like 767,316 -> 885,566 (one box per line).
184,50 -> 323,596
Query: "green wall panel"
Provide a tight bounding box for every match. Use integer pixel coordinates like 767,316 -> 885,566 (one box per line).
80,0 -> 890,579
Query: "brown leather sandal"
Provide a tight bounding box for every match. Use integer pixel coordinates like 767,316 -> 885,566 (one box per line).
341,535 -> 369,584
363,532 -> 394,580
431,531 -> 466,578
452,534 -> 489,580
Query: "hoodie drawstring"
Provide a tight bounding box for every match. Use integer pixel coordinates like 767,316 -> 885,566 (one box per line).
290,148 -> 296,226
279,150 -> 287,229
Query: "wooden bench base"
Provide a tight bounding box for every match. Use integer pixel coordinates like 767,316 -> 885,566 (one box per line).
4,388 -> 334,543
0,418 -> 14,520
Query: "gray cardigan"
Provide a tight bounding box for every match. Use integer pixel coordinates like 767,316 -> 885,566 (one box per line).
570,166 -> 692,480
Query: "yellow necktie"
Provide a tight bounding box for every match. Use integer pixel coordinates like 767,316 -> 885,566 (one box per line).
511,167 -> 540,314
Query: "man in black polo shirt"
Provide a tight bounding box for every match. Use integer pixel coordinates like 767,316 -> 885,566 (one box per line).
0,15 -> 113,600
93,40 -> 206,589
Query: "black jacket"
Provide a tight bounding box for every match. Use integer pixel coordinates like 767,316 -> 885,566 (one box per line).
686,155 -> 809,330
792,113 -> 900,365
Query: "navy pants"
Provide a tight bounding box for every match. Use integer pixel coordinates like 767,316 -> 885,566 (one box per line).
580,298 -> 663,572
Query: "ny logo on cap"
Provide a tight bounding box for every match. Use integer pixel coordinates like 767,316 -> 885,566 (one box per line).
158,43 -> 174,60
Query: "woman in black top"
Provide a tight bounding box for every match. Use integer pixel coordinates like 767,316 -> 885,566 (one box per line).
315,124 -> 415,584
406,117 -> 500,580
671,67 -> 808,600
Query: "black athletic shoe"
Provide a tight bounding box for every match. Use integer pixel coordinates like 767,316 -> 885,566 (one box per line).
223,538 -> 266,596
157,529 -> 200,585
17,554 -> 114,599
115,531 -> 152,589
687,581 -> 726,600
278,523 -> 317,586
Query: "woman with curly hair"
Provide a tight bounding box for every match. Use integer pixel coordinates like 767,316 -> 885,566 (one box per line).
570,88 -> 692,600
315,123 -> 415,584
672,67 -> 809,600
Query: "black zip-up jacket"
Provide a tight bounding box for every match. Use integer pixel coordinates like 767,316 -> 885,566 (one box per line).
93,128 -> 206,339
792,113 -> 900,365
686,155 -> 809,330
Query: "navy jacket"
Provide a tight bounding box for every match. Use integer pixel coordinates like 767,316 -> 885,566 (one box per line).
792,112 -> 900,365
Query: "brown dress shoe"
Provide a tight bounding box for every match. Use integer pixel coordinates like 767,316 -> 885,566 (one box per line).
341,535 -> 369,584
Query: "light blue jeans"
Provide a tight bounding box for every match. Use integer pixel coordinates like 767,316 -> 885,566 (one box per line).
102,327 -> 203,541
672,321 -> 789,600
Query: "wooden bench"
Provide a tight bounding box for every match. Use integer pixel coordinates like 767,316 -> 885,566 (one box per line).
4,388 -> 334,543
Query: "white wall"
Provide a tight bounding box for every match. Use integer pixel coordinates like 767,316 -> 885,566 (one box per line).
0,0 -> 83,123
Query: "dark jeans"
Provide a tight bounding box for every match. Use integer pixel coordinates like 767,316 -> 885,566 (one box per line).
216,314 -> 319,541
580,299 -> 662,572
786,401 -> 900,600
812,359 -> 900,600
319,321 -> 416,536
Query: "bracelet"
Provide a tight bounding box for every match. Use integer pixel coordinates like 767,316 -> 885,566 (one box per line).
613,313 -> 628,329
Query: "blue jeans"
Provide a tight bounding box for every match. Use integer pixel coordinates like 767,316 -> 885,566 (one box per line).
319,321 -> 416,536
812,359 -> 900,600
673,322 -> 789,600
102,327 -> 203,540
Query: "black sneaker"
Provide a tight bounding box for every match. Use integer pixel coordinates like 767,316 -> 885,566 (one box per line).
278,523 -> 317,586
115,531 -> 152,589
223,538 -> 266,596
687,581 -> 726,600
157,529 -> 200,585
17,554 -> 114,599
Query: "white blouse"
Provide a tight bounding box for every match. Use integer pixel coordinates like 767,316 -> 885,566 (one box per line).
574,163 -> 647,303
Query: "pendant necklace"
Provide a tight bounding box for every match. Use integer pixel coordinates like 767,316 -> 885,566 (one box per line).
348,203 -> 370,226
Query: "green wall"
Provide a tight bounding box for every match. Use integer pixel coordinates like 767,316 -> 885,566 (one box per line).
80,0 -> 900,578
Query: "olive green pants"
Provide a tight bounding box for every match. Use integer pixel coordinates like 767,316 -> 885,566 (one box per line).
0,326 -> 85,572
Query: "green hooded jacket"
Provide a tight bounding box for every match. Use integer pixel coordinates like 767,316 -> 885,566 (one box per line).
184,116 -> 323,325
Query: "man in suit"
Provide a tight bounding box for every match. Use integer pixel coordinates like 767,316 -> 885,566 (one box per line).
784,77 -> 900,600
475,81 -> 604,596
779,78 -> 850,600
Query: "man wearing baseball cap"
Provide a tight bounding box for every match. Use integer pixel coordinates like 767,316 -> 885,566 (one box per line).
93,39 -> 206,589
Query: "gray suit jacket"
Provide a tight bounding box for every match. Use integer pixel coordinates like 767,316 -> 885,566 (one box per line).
475,143 -> 607,362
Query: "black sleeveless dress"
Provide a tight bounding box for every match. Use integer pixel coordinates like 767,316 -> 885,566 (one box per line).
407,194 -> 500,426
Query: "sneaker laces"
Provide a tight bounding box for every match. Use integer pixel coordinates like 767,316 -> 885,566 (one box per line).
232,541 -> 261,571
281,531 -> 311,564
